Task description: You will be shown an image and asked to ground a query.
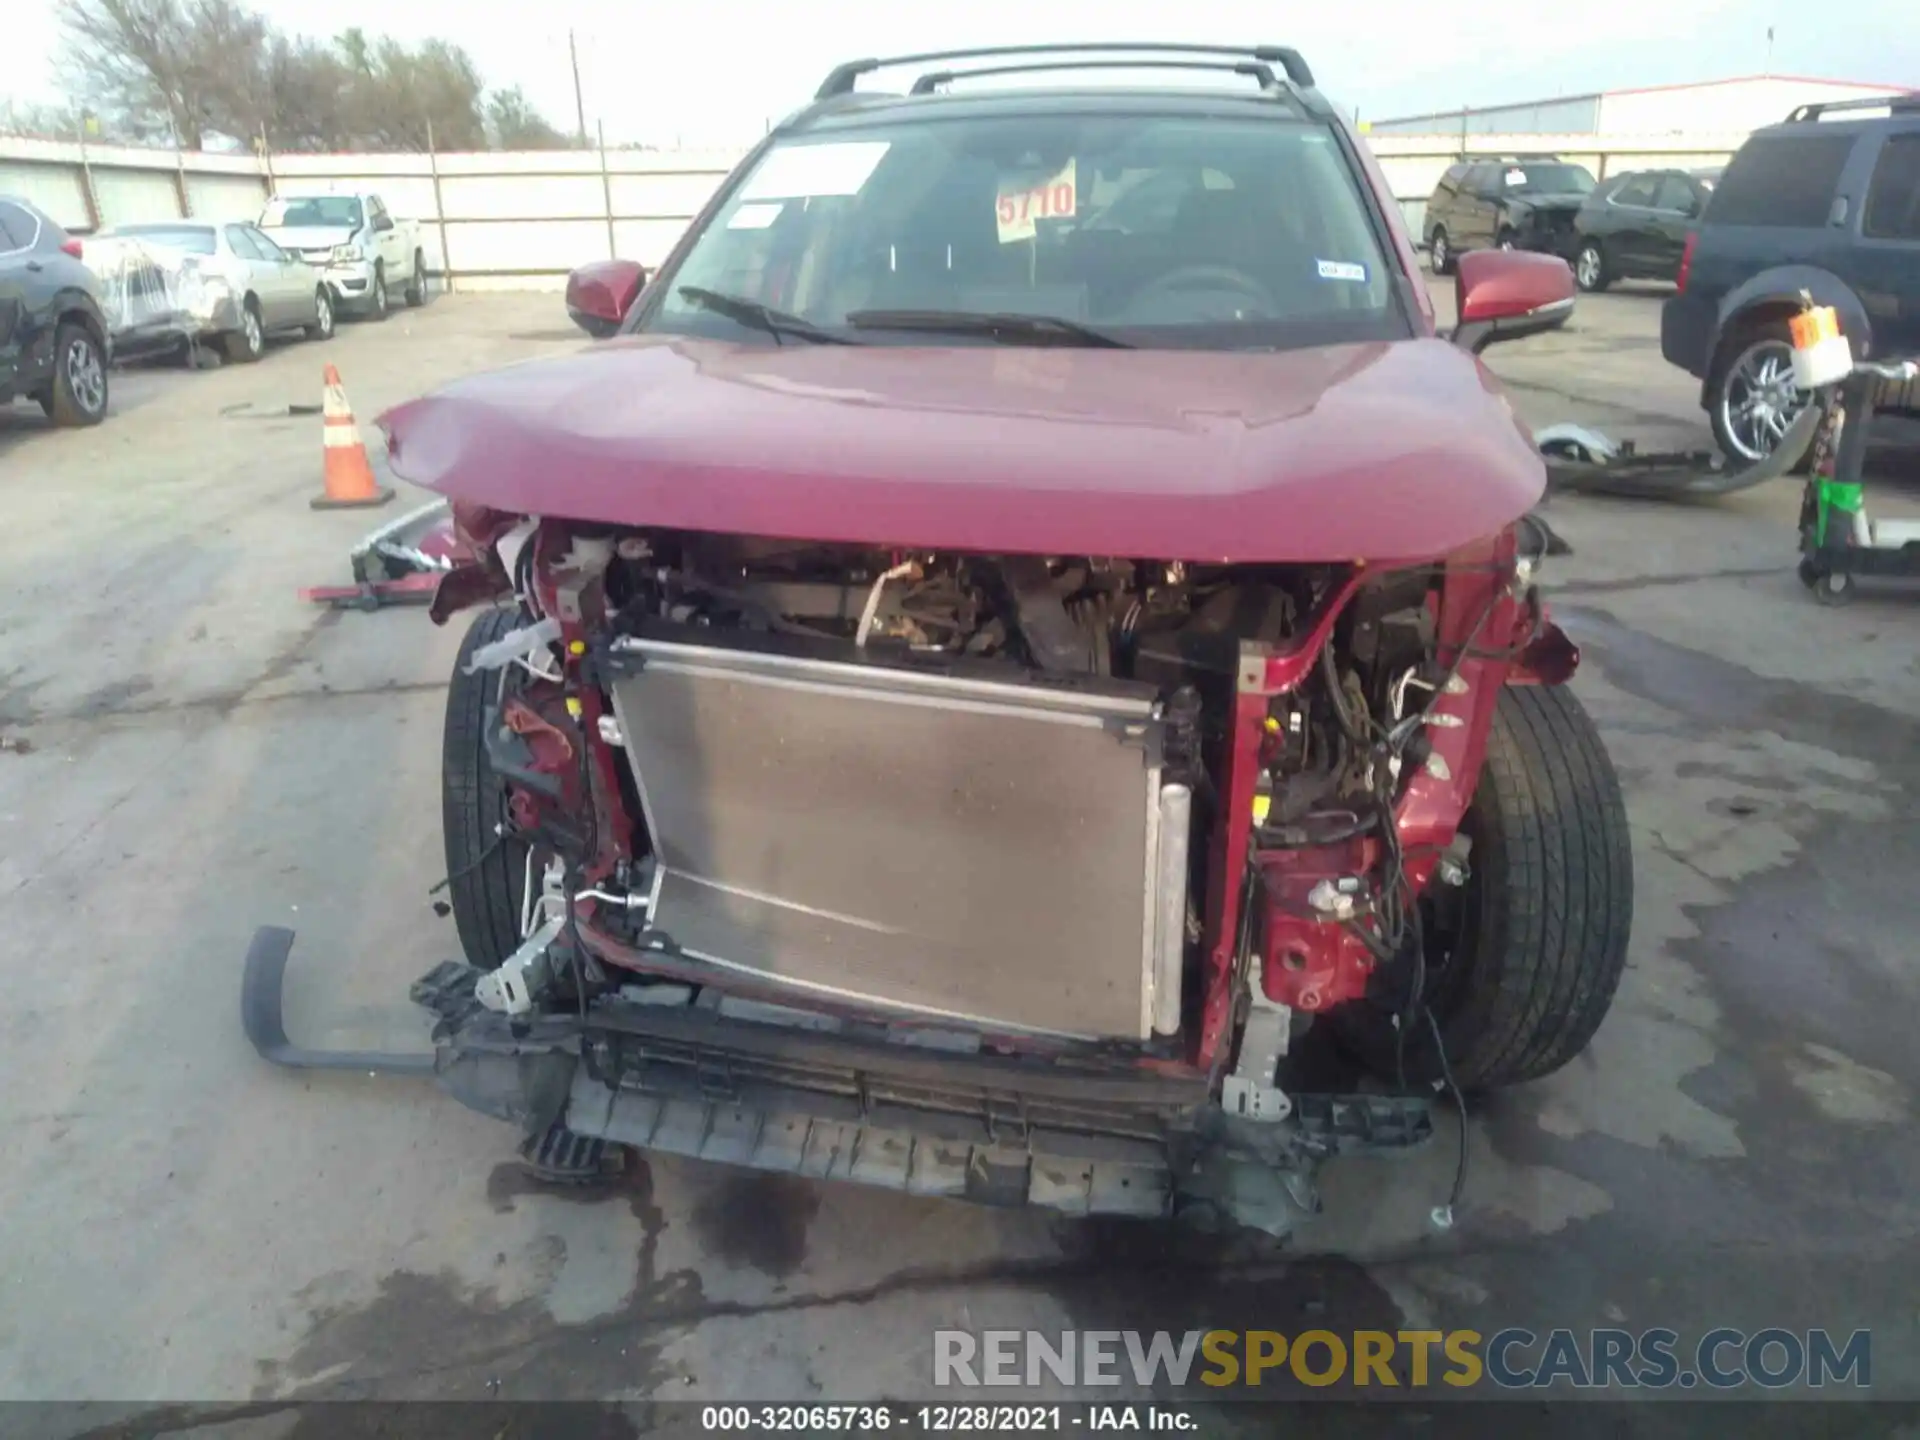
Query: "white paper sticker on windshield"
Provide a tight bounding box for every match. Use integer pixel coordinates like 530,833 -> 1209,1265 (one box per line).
726,202 -> 783,230
996,158 -> 1078,244
1505,168 -> 1527,186
1316,259 -> 1369,282
739,142 -> 890,201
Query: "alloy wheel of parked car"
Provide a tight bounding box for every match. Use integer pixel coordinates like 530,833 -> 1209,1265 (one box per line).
225,299 -> 265,364
40,323 -> 108,426
370,265 -> 389,321
1496,228 -> 1516,251
405,252 -> 426,307
1428,228 -> 1451,275
1712,330 -> 1811,464
1574,241 -> 1610,292
309,288 -> 335,341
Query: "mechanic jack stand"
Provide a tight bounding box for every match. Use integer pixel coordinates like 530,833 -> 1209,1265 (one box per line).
311,364 -> 394,510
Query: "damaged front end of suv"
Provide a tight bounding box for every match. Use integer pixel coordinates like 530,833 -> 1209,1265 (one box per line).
242,45 -> 1629,1237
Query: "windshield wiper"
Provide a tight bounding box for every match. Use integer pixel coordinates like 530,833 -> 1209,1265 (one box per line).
844,309 -> 1134,349
676,286 -> 857,345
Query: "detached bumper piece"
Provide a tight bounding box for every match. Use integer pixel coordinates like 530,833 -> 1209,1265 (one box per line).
239,929 -> 1433,1236
299,498 -> 466,612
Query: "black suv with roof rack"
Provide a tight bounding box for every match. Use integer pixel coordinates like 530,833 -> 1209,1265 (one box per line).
1423,154 -> 1597,275
1661,93 -> 1920,465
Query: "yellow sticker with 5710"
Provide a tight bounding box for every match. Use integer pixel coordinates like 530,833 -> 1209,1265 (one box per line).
996,159 -> 1077,244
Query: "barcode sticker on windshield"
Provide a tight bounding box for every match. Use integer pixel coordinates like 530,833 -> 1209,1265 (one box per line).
1317,259 -> 1368,282
996,159 -> 1077,244
739,141 -> 890,201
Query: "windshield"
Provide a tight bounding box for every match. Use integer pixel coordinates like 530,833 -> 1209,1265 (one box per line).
111,225 -> 216,255
1503,164 -> 1597,196
637,111 -> 1406,350
260,196 -> 364,229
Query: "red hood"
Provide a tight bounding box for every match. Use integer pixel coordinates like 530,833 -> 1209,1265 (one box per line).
378,334 -> 1544,564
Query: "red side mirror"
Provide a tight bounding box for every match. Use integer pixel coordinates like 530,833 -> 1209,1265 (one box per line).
1452,249 -> 1575,354
565,258 -> 648,340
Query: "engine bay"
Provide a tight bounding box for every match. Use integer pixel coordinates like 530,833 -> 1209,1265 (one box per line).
459,515 -> 1544,1080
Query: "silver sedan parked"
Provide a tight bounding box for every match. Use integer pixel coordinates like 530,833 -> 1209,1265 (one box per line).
94,221 -> 335,364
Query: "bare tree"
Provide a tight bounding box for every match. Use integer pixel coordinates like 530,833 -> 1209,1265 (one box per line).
52,0 -> 567,153
56,0 -> 214,146
486,86 -> 572,150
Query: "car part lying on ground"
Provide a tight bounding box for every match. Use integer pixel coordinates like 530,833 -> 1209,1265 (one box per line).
298,497 -> 468,611
1535,407 -> 1821,499
242,43 -> 1634,1240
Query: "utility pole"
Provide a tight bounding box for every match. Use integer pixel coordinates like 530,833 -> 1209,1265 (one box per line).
569,29 -> 589,147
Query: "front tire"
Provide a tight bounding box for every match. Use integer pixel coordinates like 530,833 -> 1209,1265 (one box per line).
443,607 -> 533,970
367,263 -> 390,322
306,287 -> 335,341
1338,684 -> 1633,1092
1574,240 -> 1611,292
224,298 -> 264,363
1428,228 -> 1453,276
404,251 -> 426,307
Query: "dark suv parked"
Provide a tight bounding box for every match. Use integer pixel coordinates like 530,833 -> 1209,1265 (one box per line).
0,196 -> 112,426
1661,95 -> 1920,464
1571,168 -> 1718,292
1424,155 -> 1597,274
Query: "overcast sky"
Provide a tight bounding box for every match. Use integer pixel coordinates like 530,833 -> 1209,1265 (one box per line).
4,0 -> 1915,146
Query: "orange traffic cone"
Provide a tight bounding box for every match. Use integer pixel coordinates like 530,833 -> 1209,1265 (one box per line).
311,364 -> 394,510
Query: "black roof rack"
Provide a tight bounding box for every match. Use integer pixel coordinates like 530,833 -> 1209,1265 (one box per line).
816,43 -> 1315,101
908,58 -> 1284,97
1786,93 -> 1919,122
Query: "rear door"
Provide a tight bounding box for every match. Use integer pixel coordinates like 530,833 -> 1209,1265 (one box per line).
1427,164 -> 1465,242
1460,164 -> 1502,248
1648,172 -> 1705,278
0,201 -> 37,392
1853,128 -> 1920,358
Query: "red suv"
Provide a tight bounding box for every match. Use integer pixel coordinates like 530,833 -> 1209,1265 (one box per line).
248,44 -> 1627,1238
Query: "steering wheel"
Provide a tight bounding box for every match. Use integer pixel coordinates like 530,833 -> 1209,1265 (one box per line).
1130,264 -> 1277,318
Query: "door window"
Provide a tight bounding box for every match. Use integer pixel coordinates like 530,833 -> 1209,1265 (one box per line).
0,201 -> 40,252
246,226 -> 292,262
1612,175 -> 1659,207
1708,134 -> 1855,227
1863,134 -> 1920,240
226,225 -> 268,261
1653,174 -> 1700,214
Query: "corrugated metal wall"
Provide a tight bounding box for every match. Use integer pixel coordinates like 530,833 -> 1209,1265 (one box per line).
1368,96 -> 1603,137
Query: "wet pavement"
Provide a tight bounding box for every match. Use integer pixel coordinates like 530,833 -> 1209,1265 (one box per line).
1,289 -> 1916,1435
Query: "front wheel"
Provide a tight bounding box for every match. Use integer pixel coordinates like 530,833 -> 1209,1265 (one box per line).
443,607 -> 534,970
306,287 -> 335,341
1574,240 -> 1610,292
1428,228 -> 1453,276
367,264 -> 390,322
223,298 -> 264,364
1336,684 -> 1633,1092
404,251 -> 426,307
1496,227 -> 1517,252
